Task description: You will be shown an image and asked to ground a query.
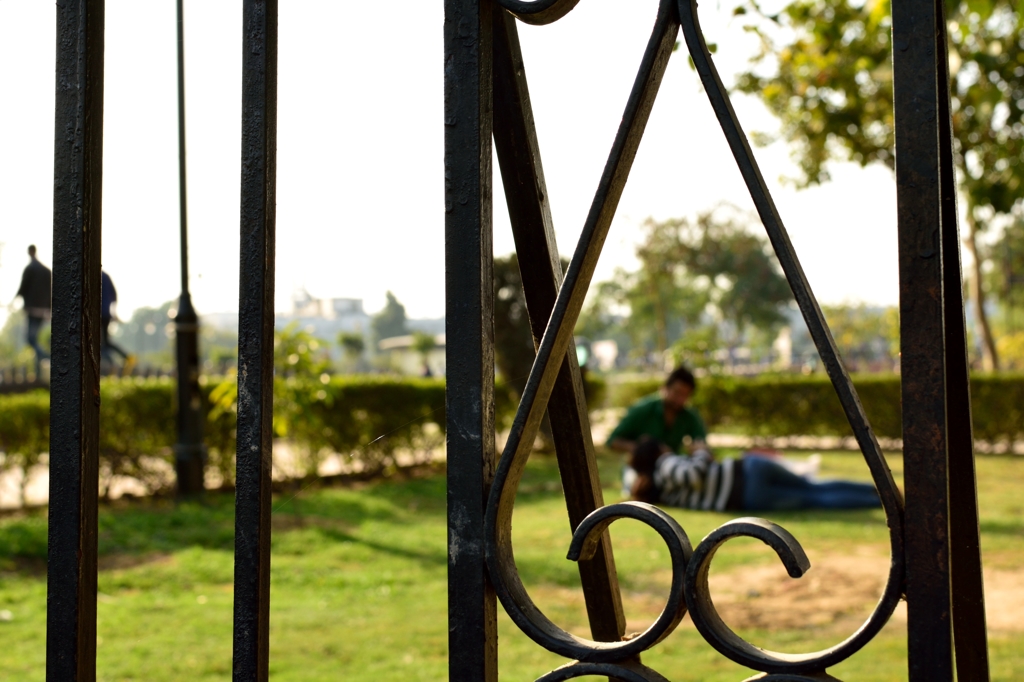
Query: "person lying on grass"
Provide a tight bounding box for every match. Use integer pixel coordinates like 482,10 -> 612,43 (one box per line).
626,438 -> 880,512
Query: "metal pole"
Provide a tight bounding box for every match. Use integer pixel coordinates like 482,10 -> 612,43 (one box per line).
892,0 -> 955,675
48,0 -> 104,678
233,0 -> 278,677
174,0 -> 205,497
445,0 -> 498,679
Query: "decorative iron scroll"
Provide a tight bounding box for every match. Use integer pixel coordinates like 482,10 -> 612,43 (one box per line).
483,1 -> 906,679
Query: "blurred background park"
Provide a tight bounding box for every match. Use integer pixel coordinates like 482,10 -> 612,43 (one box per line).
1,0 -> 1024,679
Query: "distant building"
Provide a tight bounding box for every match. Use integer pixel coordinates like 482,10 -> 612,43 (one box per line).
202,291 -> 448,368
273,290 -> 372,359
378,334 -> 446,376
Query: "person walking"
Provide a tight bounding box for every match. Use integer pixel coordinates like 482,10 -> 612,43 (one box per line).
15,245 -> 51,377
100,270 -> 132,372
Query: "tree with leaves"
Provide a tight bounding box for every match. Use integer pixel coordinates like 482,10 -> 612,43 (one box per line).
988,215 -> 1024,365
411,331 -> 437,375
821,303 -> 901,368
493,253 -> 542,395
735,0 -> 1024,369
371,291 -> 407,345
337,331 -> 366,372
601,208 -> 793,361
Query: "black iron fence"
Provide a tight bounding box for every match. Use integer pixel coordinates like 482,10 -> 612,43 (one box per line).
40,0 -> 989,680
445,1 -> 988,681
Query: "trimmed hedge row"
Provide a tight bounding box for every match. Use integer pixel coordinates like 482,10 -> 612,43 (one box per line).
606,372 -> 1024,443
3,372 -> 1020,505
0,372 -> 566,503
0,376 -> 453,502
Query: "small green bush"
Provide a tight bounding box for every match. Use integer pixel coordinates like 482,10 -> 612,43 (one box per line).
276,375 -> 447,475
0,391 -> 50,505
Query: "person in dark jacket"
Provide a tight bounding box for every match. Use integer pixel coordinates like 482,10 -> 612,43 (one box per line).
15,245 -> 52,375
100,270 -> 130,367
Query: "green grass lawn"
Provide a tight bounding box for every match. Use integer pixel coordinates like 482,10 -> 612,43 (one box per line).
1,448 -> 1022,681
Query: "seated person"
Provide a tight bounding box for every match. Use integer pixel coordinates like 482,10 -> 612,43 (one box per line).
628,438 -> 880,512
607,366 -> 708,457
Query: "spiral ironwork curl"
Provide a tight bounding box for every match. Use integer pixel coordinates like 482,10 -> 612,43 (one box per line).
484,0 -> 907,679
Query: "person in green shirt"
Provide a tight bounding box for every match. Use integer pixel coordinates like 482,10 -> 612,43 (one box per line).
607,366 -> 707,455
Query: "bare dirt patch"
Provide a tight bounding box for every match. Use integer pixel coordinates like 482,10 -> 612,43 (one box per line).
706,549 -> 890,632
525,546 -> 1024,638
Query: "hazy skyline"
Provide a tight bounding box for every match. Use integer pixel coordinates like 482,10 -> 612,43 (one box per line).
1,0 -> 903,329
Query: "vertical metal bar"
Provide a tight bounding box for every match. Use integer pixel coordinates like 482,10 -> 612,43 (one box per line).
47,0 -> 104,679
232,1 -> 278,679
173,0 -> 206,497
176,0 -> 191,299
892,0 -> 954,677
445,0 -> 497,679
935,1 -> 990,676
491,8 -> 628,648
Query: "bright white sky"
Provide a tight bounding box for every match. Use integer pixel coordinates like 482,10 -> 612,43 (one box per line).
0,0 -> 901,327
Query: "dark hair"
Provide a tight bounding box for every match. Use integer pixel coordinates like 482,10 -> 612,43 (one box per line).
665,365 -> 696,392
628,438 -> 664,503
28,245 -> 37,257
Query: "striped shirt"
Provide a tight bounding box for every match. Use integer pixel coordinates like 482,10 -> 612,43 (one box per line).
653,451 -> 740,512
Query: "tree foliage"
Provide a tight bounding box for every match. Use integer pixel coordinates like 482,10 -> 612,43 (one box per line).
736,0 -> 1024,367
411,331 -> 437,371
493,254 -> 541,394
736,0 -> 1024,203
821,303 -> 900,367
371,291 -> 408,344
989,214 -> 1024,311
598,208 -> 793,359
338,331 -> 366,358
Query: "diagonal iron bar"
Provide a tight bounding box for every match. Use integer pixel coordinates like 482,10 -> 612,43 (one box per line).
492,6 -> 628,648
489,0 -> 679,537
485,1 -> 680,656
934,0 -> 990,676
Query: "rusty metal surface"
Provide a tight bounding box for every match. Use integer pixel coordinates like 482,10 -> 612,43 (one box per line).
442,0 -> 988,679
47,0 -> 105,679
492,8 -> 628,647
232,1 -> 278,679
934,0 -> 991,676
891,0 -> 974,676
482,0 -> 679,668
444,0 -> 498,680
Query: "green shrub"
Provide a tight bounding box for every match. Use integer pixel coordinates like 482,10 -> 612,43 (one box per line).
605,372 -> 1024,443
4,371 -> 1019,506
276,375 -> 447,476
0,391 -> 50,505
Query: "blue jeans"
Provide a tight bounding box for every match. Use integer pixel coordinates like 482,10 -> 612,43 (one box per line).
741,455 -> 880,511
26,315 -> 49,374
